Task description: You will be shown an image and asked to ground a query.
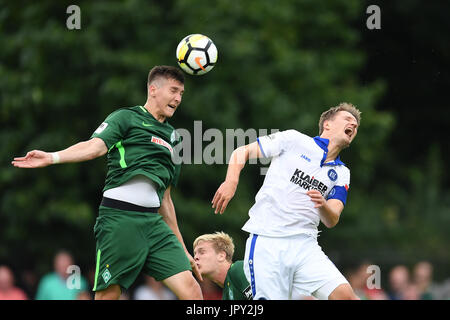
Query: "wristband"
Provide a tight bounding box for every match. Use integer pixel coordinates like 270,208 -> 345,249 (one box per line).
51,152 -> 60,164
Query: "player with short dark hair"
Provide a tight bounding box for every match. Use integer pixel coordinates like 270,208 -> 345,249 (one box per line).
12,65 -> 203,300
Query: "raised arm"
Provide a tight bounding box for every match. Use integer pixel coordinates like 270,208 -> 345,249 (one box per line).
211,141 -> 263,214
12,137 -> 108,168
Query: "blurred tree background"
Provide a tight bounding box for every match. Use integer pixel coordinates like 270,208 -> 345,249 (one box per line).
0,0 -> 449,295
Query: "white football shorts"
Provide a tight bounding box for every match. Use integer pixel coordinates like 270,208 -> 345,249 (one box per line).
243,233 -> 349,300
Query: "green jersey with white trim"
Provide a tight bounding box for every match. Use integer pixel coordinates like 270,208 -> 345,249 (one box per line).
222,260 -> 252,300
91,106 -> 181,203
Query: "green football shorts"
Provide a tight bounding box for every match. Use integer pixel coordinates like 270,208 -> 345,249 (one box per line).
92,205 -> 191,292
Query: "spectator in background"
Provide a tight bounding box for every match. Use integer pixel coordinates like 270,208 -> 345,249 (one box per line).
347,264 -> 370,300
0,265 -> 28,300
133,275 -> 177,300
35,250 -> 89,300
412,261 -> 435,300
20,269 -> 38,299
402,283 -> 420,300
347,265 -> 368,300
388,265 -> 410,300
347,262 -> 388,300
434,278 -> 450,300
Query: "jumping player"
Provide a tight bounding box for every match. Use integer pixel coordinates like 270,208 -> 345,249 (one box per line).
212,103 -> 361,300
12,66 -> 202,300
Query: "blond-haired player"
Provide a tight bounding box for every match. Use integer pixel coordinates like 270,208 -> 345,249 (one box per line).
194,232 -> 252,300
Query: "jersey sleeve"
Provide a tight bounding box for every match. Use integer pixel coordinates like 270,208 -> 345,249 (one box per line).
170,130 -> 183,187
224,261 -> 252,300
90,109 -> 130,150
257,130 -> 298,158
327,168 -> 350,206
171,164 -> 181,187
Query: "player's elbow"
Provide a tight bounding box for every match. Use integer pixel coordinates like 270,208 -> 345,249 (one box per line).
87,138 -> 107,159
323,215 -> 340,228
325,221 -> 338,229
87,149 -> 104,160
231,146 -> 249,166
321,201 -> 343,228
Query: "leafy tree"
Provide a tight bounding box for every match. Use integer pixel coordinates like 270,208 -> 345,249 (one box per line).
1,0 -> 448,288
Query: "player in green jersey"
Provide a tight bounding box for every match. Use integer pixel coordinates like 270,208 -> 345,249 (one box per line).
12,66 -> 203,300
193,232 -> 252,300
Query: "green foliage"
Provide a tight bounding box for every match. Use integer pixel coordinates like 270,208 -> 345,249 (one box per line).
0,0 -> 448,284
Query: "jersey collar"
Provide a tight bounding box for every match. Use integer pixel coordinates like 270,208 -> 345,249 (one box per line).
313,136 -> 345,167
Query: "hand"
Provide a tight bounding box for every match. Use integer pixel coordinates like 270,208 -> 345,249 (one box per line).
211,180 -> 237,214
306,190 -> 326,208
186,252 -> 203,282
12,150 -> 52,168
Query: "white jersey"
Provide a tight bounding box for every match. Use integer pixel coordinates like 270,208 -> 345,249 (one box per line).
242,130 -> 350,238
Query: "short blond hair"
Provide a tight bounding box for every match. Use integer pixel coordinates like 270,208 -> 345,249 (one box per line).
193,232 -> 235,263
318,102 -> 361,135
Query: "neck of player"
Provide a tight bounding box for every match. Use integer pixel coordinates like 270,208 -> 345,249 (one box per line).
212,262 -> 232,289
322,137 -> 342,163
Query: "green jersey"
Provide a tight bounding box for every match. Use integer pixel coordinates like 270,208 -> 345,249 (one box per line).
222,260 -> 253,300
91,106 -> 181,203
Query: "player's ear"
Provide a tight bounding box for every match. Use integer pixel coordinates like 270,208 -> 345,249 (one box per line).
323,119 -> 331,131
217,251 -> 226,263
148,84 -> 157,97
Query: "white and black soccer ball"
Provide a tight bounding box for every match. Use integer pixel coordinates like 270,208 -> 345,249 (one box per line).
176,34 -> 218,75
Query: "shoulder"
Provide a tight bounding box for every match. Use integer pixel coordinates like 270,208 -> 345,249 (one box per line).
335,165 -> 350,183
276,129 -> 302,138
264,129 -> 306,144
230,260 -> 244,269
163,121 -> 177,133
163,122 -> 181,143
13,288 -> 28,300
107,106 -> 139,119
282,129 -> 312,142
337,165 -> 350,176
228,260 -> 245,279
279,130 -> 314,150
38,272 -> 57,286
162,120 -> 179,136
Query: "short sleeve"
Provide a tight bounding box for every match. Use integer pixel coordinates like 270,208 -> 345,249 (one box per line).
257,130 -> 297,158
170,129 -> 182,187
171,164 -> 181,187
327,168 -> 350,206
90,109 -> 129,150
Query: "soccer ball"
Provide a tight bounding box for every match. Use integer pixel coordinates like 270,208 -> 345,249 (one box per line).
176,34 -> 218,75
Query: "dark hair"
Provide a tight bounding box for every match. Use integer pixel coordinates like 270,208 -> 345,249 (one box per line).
147,65 -> 184,86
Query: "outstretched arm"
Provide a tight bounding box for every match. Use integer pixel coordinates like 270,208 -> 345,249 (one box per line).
211,141 -> 263,214
159,186 -> 203,281
12,137 -> 108,168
